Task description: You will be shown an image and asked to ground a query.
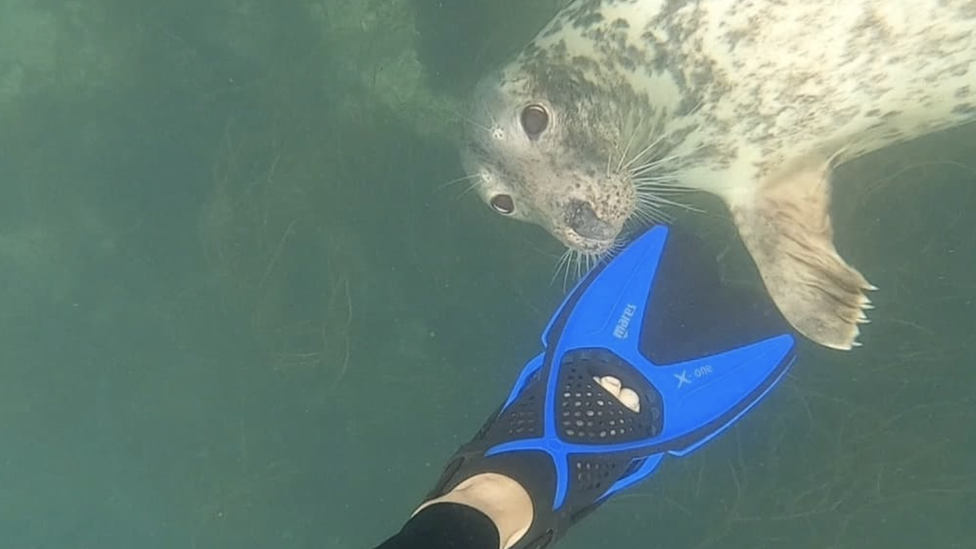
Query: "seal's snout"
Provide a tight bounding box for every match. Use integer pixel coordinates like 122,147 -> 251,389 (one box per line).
565,199 -> 616,242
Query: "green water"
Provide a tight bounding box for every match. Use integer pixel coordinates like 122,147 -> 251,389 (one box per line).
0,1 -> 973,548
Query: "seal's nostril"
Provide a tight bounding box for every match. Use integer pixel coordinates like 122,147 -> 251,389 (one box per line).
566,200 -> 616,241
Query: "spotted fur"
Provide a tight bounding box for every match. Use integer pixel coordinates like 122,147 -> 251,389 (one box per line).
461,0 -> 976,350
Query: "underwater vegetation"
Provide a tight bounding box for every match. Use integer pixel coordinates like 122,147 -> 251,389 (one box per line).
0,0 -> 973,548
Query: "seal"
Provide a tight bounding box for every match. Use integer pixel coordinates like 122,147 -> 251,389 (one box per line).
459,0 -> 976,351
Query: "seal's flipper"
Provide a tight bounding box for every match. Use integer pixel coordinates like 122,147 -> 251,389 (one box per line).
729,158 -> 875,350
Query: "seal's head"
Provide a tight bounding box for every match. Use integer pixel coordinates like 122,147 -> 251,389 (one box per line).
460,61 -> 652,257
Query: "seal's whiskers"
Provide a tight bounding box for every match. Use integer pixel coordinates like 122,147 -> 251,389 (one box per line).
454,180 -> 484,201
632,194 -> 672,224
619,131 -> 669,173
630,153 -> 686,178
551,248 -> 574,289
581,252 -> 594,280
627,138 -> 708,222
633,175 -> 695,194
615,117 -> 647,174
551,247 -> 612,288
552,249 -> 585,290
457,108 -> 499,137
438,174 -> 485,202
618,126 -> 704,223
438,173 -> 482,191
636,189 -> 703,214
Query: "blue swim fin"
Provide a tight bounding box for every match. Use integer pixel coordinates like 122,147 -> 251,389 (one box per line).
426,224 -> 796,547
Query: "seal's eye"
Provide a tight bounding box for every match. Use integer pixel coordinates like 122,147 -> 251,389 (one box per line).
520,104 -> 549,138
490,194 -> 515,215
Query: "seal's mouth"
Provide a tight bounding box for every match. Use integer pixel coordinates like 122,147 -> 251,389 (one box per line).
556,199 -> 620,252
560,230 -> 616,254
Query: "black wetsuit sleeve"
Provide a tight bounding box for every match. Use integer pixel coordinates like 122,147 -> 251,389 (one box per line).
373,502 -> 500,549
